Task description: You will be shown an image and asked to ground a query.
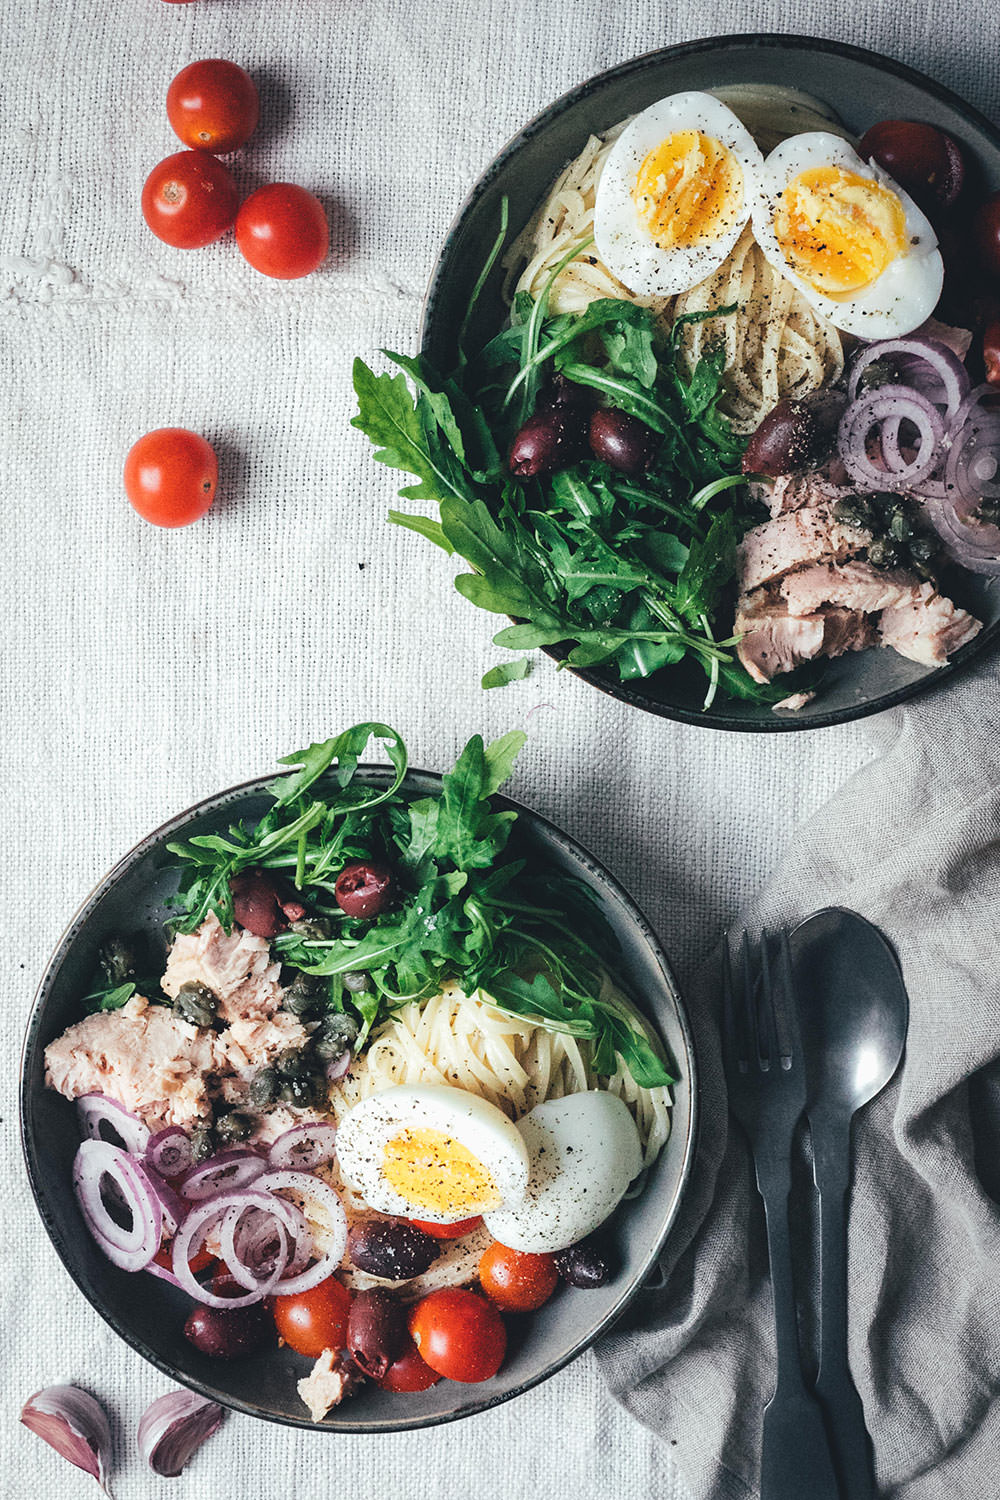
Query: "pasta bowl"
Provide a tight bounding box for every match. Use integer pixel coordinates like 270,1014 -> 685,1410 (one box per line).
421,35 -> 1000,730
20,766 -> 696,1431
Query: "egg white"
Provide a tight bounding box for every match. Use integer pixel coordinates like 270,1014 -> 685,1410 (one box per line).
482,1091 -> 642,1254
750,132 -> 944,338
334,1084 -> 531,1224
594,91 -> 764,298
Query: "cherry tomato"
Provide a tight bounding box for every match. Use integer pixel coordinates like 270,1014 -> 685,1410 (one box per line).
273,1276 -> 352,1359
478,1241 -> 559,1312
407,1289 -> 506,1383
167,60 -> 260,154
374,1337 -> 442,1392
151,1242 -> 215,1275
409,1216 -> 483,1240
973,193 -> 1000,280
141,151 -> 239,249
123,428 -> 218,528
857,119 -> 966,216
984,320 -> 1000,387
235,183 -> 329,279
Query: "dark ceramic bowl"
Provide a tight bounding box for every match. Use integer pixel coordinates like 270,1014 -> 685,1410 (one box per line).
421,35 -> 1000,731
20,768 -> 696,1431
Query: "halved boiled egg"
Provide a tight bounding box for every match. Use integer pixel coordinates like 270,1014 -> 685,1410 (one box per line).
750,132 -> 944,338
483,1091 -> 643,1254
594,92 -> 764,297
334,1085 -> 530,1224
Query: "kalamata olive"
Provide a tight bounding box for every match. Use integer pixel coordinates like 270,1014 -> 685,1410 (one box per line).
540,374 -> 591,411
588,407 -> 657,474
334,861 -> 394,919
508,404 -> 587,477
742,390 -> 846,478
857,119 -> 966,215
346,1289 -> 409,1379
347,1219 -> 439,1280
972,194 -> 1000,280
184,1299 -> 270,1359
553,1236 -> 615,1289
231,868 -> 291,938
985,320 -> 1000,387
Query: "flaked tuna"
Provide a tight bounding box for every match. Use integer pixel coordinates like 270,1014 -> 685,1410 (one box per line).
738,505 -> 868,592
44,994 -> 227,1131
880,584 -> 983,665
217,1014 -> 312,1105
734,589 -> 874,684
782,561 -> 928,617
162,910 -> 283,1024
765,470 -> 855,519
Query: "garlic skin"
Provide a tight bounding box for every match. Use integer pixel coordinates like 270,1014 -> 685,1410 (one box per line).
138,1390 -> 225,1478
20,1385 -> 111,1493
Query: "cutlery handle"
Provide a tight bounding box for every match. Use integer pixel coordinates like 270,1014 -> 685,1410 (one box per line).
756,1156 -> 841,1500
813,1128 -> 876,1500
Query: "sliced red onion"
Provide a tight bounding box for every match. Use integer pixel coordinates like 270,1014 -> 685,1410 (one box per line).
21,1385 -> 111,1493
178,1149 -> 267,1202
171,1190 -> 303,1308
848,336 -> 970,420
325,1051 -> 352,1082
145,1126 -> 195,1180
144,1257 -> 184,1290
921,493 -> 1000,575
219,1201 -> 303,1290
143,1166 -> 185,1236
138,1390 -> 225,1478
76,1093 -> 150,1155
838,386 -> 945,491
73,1139 -> 162,1271
255,1169 -> 349,1295
268,1122 -> 339,1171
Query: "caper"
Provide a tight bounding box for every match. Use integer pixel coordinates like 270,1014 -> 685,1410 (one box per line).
248,1067 -> 279,1107
283,971 -> 324,1018
868,535 -> 904,569
833,496 -> 876,533
275,1046 -> 309,1078
909,534 -> 937,565
189,1127 -> 215,1163
979,497 -> 1000,526
99,934 -> 137,987
857,357 -> 900,394
172,981 -> 217,1029
289,916 -> 333,942
279,1074 -> 326,1108
314,1011 -> 360,1061
214,1110 -> 253,1146
889,506 -> 914,541
342,971 -> 371,994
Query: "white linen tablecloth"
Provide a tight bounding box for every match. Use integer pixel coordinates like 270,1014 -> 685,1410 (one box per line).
1,0 -> 994,1494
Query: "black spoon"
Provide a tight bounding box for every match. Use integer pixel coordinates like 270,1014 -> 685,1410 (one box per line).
790,907 -> 909,1500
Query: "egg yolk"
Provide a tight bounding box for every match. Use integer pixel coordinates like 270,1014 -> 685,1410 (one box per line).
632,130 -> 744,250
381,1127 -> 502,1215
773,165 -> 908,298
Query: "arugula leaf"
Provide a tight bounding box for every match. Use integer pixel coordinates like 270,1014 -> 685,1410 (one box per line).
482,658 -> 532,689
388,509 -> 455,554
674,511 -> 738,621
271,723 -> 407,809
482,728 -> 527,793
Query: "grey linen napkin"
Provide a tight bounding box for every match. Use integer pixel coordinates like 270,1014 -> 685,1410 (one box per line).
595,653 -> 1000,1500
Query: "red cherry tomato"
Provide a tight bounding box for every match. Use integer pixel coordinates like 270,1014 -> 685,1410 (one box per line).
407,1289 -> 506,1383
123,428 -> 218,528
984,320 -> 1000,387
167,60 -> 260,154
151,1242 -> 215,1275
273,1276 -> 352,1359
374,1337 -> 442,1392
141,151 -> 239,249
478,1241 -> 559,1312
857,119 -> 966,216
235,183 -> 329,279
409,1216 -> 483,1240
973,194 -> 1000,280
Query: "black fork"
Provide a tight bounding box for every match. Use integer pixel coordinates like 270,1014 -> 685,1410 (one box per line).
722,931 -> 841,1500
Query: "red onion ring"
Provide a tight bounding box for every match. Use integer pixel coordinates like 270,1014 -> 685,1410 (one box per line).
253,1169 -> 348,1295
921,493 -> 1000,575
325,1052 -> 352,1083
145,1127 -> 195,1180
267,1123 -> 339,1171
178,1149 -> 267,1202
72,1140 -> 162,1271
838,386 -> 945,491
170,1190 -> 304,1308
76,1094 -> 150,1156
847,337 -> 970,420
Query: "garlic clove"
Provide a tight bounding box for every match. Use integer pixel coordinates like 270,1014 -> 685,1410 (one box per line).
138,1390 -> 225,1478
20,1385 -> 112,1493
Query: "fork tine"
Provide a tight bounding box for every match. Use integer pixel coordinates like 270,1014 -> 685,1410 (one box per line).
776,928 -> 799,1070
739,930 -> 761,1072
759,930 -> 780,1071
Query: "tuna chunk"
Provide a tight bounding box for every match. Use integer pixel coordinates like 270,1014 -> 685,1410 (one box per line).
738,506 -> 868,592
734,589 -> 874,683
162,911 -> 283,1023
217,1014 -> 312,1105
297,1349 -> 360,1422
782,561 -> 927,617
44,994 -> 227,1130
880,584 -> 983,665
765,470 -> 856,519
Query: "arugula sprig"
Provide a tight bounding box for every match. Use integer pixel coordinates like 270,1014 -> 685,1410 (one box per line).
167,725 -> 674,1086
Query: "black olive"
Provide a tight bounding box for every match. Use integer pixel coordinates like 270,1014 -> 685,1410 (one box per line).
334,862 -> 395,919
508,404 -> 587,477
184,1299 -> 271,1359
172,981 -> 217,1029
742,390 -> 846,478
231,868 -> 291,939
347,1219 -> 439,1280
553,1236 -> 616,1289
346,1289 -> 409,1379
588,407 -> 657,474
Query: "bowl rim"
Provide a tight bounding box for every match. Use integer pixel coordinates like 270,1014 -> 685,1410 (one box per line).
419,31 -> 1000,733
20,765 -> 698,1433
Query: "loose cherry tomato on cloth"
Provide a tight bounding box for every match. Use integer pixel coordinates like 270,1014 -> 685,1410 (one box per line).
235,183 -> 329,279
123,428 -> 218,528
478,1241 -> 559,1312
409,1216 -> 483,1240
407,1289 -> 506,1383
273,1275 -> 352,1359
141,151 -> 239,249
375,1337 -> 442,1392
857,119 -> 966,215
167,60 -> 260,154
